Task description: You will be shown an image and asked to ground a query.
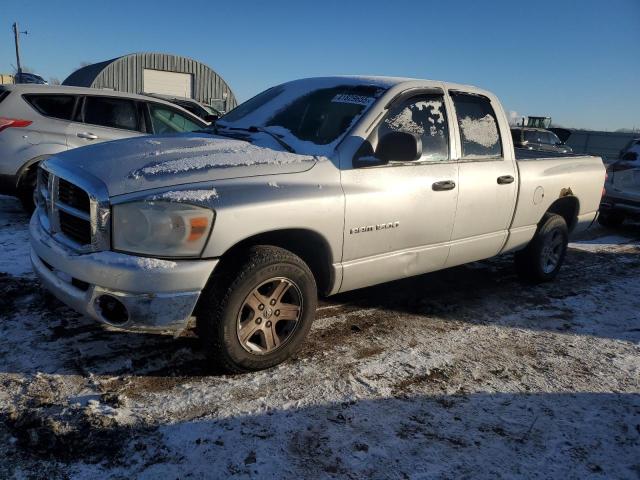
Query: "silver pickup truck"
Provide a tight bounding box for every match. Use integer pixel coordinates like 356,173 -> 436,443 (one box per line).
29,76 -> 605,372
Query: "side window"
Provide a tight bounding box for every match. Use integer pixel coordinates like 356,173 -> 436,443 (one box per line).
377,94 -> 449,162
24,95 -> 76,120
148,103 -> 202,134
547,132 -> 560,145
451,92 -> 502,159
83,96 -> 139,131
525,130 -> 541,143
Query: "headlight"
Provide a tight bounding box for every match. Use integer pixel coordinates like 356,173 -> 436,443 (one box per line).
112,201 -> 214,257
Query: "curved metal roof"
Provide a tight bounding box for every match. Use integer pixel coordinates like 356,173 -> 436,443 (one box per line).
63,52 -> 236,109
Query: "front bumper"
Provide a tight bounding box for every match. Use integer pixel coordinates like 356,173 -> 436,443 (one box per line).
29,213 -> 218,332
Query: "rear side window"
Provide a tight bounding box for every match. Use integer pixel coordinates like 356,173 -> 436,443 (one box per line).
451,92 -> 502,159
83,96 -> 139,131
147,103 -> 202,134
24,94 -> 76,120
0,88 -> 9,104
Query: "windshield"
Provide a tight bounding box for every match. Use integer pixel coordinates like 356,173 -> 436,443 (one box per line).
217,80 -> 388,154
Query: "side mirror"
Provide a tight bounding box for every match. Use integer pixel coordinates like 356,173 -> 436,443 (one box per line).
204,114 -> 219,123
376,131 -> 422,163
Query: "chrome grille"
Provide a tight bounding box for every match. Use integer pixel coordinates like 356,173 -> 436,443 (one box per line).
36,165 -> 111,252
58,178 -> 90,213
59,210 -> 91,244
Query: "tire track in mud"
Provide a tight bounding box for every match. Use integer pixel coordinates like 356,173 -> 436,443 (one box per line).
1,239 -> 638,378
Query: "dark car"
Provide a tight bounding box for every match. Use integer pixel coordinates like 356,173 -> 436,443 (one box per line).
511,127 -> 573,154
142,93 -> 221,121
15,72 -> 48,85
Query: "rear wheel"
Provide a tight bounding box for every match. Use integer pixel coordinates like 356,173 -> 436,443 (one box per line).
597,211 -> 625,228
197,246 -> 317,373
515,214 -> 568,283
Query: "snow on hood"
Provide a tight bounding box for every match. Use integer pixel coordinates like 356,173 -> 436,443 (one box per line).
44,133 -> 318,197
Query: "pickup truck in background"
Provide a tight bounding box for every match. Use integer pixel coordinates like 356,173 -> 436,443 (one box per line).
29,76 -> 606,372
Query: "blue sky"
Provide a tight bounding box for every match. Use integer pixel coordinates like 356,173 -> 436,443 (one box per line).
1,0 -> 638,131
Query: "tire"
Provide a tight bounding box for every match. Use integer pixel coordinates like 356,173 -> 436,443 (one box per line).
197,245 -> 317,373
515,214 -> 568,283
597,211 -> 625,228
17,168 -> 37,213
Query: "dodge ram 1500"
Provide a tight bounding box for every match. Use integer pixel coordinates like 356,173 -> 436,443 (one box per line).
30,76 -> 606,372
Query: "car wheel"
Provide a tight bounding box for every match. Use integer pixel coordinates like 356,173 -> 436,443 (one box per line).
17,168 -> 37,213
197,245 -> 317,373
515,214 -> 568,283
597,211 -> 625,228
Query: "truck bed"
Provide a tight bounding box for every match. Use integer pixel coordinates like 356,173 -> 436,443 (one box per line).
514,148 -> 585,160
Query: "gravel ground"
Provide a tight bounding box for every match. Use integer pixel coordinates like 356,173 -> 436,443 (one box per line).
0,195 -> 639,479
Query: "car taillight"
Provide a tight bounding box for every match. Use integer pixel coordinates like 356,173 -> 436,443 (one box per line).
0,117 -> 33,133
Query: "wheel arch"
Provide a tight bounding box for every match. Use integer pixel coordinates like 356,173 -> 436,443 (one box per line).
544,195 -> 580,232
16,154 -> 53,189
214,229 -> 336,296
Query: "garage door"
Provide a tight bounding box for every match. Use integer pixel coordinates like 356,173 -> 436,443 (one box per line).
143,69 -> 193,98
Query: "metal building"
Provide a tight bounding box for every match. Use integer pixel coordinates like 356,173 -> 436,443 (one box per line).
63,52 -> 237,112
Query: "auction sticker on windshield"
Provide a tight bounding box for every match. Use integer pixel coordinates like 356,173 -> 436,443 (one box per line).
331,93 -> 376,106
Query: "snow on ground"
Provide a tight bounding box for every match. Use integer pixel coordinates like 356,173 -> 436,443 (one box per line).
0,195 -> 33,277
1,194 -> 639,479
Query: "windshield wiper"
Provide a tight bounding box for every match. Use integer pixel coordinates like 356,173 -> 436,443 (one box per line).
194,127 -> 256,145
218,125 -> 296,154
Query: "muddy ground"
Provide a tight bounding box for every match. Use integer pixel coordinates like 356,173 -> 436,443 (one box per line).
0,195 -> 639,479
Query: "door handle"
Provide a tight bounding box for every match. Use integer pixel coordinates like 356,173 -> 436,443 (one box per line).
497,175 -> 515,184
432,180 -> 456,191
77,132 -> 98,140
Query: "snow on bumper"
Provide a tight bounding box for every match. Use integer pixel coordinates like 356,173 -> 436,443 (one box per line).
29,214 -> 218,332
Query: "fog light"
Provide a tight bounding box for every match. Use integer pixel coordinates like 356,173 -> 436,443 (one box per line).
96,295 -> 129,325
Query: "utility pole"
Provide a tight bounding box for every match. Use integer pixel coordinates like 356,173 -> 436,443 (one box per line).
12,22 -> 27,80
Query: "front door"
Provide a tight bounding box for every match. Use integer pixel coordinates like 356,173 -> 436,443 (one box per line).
340,92 -> 459,292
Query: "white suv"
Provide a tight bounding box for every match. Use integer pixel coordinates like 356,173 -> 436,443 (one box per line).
0,84 -> 206,209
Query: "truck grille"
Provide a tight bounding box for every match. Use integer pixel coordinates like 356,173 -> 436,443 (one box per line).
36,166 -> 110,252
58,178 -> 90,213
59,210 -> 91,244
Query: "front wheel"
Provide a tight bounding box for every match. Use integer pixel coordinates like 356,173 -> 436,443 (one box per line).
17,167 -> 38,213
197,246 -> 317,373
515,214 -> 568,283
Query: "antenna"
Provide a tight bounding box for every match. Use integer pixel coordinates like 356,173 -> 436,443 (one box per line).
12,22 -> 29,80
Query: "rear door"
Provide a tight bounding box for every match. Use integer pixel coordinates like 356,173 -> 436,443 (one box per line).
20,93 -> 76,150
66,95 -> 145,149
446,91 -> 517,267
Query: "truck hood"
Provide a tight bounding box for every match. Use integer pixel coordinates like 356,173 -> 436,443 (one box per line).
45,133 -> 318,197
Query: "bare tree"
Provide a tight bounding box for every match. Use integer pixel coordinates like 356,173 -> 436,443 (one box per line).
49,77 -> 61,85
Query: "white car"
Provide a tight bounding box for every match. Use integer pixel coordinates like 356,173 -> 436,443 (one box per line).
0,84 -> 207,210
